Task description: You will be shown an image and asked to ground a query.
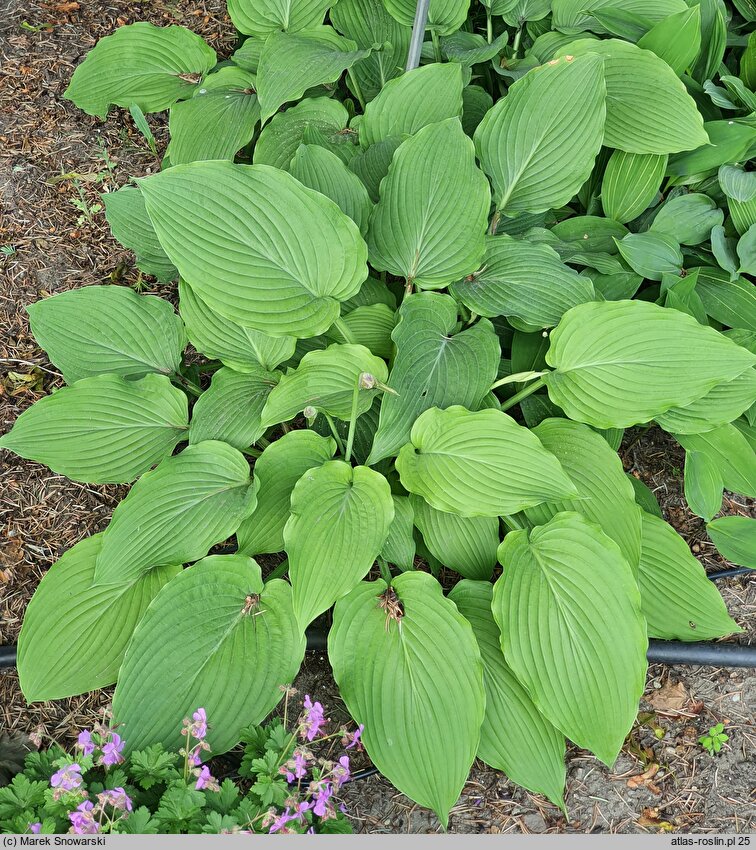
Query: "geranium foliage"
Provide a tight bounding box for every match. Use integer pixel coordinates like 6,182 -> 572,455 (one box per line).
3,0 -> 756,828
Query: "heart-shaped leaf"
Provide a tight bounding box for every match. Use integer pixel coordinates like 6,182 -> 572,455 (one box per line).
227,0 -> 331,38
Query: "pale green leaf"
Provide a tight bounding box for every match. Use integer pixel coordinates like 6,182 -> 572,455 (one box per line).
348,136 -> 404,202
737,224 -> 756,276
329,572 -> 485,828
676,424 -> 756,499
615,232 -> 683,280
113,555 -> 305,754
552,0 -> 688,35
383,0 -> 471,36
18,535 -> 179,701
601,151 -> 667,224
695,268 -> 756,332
0,374 -> 188,484
655,370 -> 756,434
380,495 -> 416,570
285,461 -> 393,626
650,194 -> 724,246
666,120 -> 756,178
493,512 -> 648,765
327,303 -> 396,358
635,6 -> 702,75
227,0 -> 330,37
683,450 -> 723,521
707,516 -> 756,568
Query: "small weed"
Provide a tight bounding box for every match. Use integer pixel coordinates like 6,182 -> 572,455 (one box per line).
699,723 -> 729,756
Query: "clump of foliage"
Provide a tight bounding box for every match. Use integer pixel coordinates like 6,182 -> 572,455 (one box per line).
699,722 -> 730,756
0,698 -> 357,834
1,0 -> 755,828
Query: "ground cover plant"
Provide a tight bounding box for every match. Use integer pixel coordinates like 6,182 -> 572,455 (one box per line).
1,0 -> 755,830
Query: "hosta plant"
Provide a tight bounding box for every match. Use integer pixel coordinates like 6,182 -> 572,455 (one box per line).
3,0 -> 756,828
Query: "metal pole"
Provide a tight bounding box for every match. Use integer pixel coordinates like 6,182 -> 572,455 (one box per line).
405,0 -> 431,71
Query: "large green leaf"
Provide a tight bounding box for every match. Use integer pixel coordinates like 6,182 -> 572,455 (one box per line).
103,186 -> 177,282
395,406 -> 577,517
113,555 -> 305,754
330,0 -> 411,102
650,194 -> 724,246
167,67 -> 260,165
261,343 -> 387,426
367,293 -> 500,464
544,300 -> 756,428
695,268 -> 756,332
558,39 -> 708,154
383,0 -> 471,35
0,374 -> 188,484
666,120 -> 756,178
601,151 -> 667,224
615,232 -> 683,280
411,496 -> 498,579
289,144 -> 373,235
64,22 -> 216,116
707,516 -> 756,568
329,572 -> 484,828
683,449 -> 723,521
94,441 -> 257,585
228,0 -> 330,37
349,136 -> 404,201
636,6 -> 702,75
327,303 -> 396,358
493,512 -> 647,765
474,54 -> 605,216
178,280 -> 295,372
257,27 -> 371,122
524,418 -> 642,571
138,161 -> 368,338
655,370 -> 756,434
236,431 -> 336,555
676,424 -> 756,499
448,580 -> 566,809
359,63 -> 464,147
450,235 -> 595,328
284,461 -> 393,626
27,286 -> 185,384
367,118 -> 489,288
552,0 -> 687,33
380,495 -> 416,570
18,535 -> 179,701
638,513 -> 742,640
188,367 -> 279,450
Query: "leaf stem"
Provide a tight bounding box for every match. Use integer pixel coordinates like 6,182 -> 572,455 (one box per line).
332,315 -> 357,344
512,24 -> 523,57
488,209 -> 501,235
486,9 -> 493,44
344,376 -> 362,464
431,28 -> 443,62
501,514 -> 526,533
378,556 -> 393,584
173,374 -> 202,397
323,412 -> 345,455
498,376 -> 547,412
266,558 -> 289,582
346,68 -> 366,111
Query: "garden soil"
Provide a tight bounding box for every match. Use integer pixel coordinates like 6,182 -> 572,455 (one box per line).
0,0 -> 754,834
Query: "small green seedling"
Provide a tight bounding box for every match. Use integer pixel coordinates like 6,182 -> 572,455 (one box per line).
699,723 -> 729,755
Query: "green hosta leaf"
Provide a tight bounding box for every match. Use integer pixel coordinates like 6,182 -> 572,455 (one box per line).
327,303 -> 396,358
261,343 -> 387,426
0,374 -> 188,484
695,268 -> 756,332
396,406 -> 577,517
64,23 -> 217,118
719,165 -> 756,234
635,6 -> 701,75
442,31 -> 508,66
411,495 -> 498,579
601,151 -> 667,224
615,232 -> 683,280
450,235 -> 595,328
493,512 -> 648,765
95,442 -> 257,585
284,461 -> 393,626
289,144 -> 372,235
368,293 -> 500,464
627,473 -> 663,517
650,194 -> 724,246
329,572 -> 484,828
359,63 -> 463,148
231,37 -> 264,73
227,0 -> 330,37
383,0 -> 471,35
167,67 -> 260,165
655,370 -> 756,434
559,39 -> 708,155
380,495 -> 416,570
711,225 -> 740,281
254,97 -> 352,169
544,300 -> 756,428
18,535 -> 179,701
341,276 -> 397,312
348,136 -> 404,202
138,161 -> 368,338
738,224 -> 756,276
666,120 -> 756,178
676,424 -> 756,499
474,54 -> 605,216
236,431 -> 336,555
113,556 -> 305,754
524,418 -> 642,572
448,580 -> 566,809
368,118 -> 489,288
188,367 -> 279,450
461,84 -> 493,135
683,450 -> 723,521
707,516 -> 756,568
638,513 -> 742,640
257,28 -> 371,123
552,0 -> 686,33
27,286 -> 185,384
178,281 -> 295,373
330,0 -> 411,103
103,187 -> 177,282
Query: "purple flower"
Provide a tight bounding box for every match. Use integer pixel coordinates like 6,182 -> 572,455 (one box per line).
51,764 -> 83,792
76,730 -> 95,756
99,787 -> 132,812
69,801 -> 99,835
188,746 -> 202,767
282,749 -> 309,783
28,823 -> 41,834
301,696 -> 325,742
346,724 -> 364,749
333,755 -> 350,787
269,808 -> 295,834
312,782 -> 333,817
195,765 -> 215,791
99,732 -> 124,767
190,707 -> 208,740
